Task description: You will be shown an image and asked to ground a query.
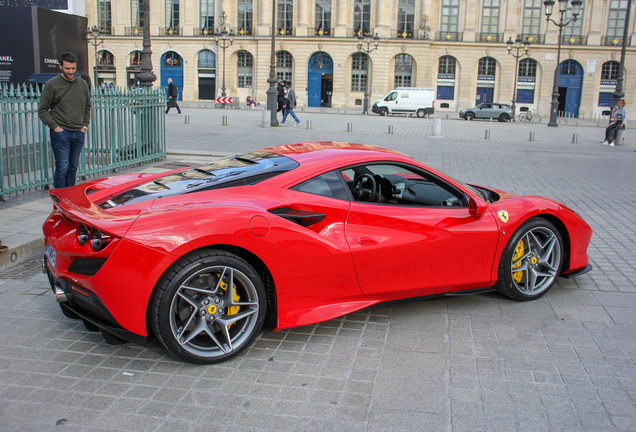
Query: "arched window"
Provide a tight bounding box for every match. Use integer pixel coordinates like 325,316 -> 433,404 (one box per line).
198,50 -> 215,68
130,50 -> 142,66
478,57 -> 496,76
394,54 -> 413,87
601,61 -> 620,80
237,51 -> 253,88
560,59 -> 578,75
351,52 -> 367,92
98,50 -> 114,66
438,55 -> 456,75
164,51 -> 181,67
518,58 -> 537,77
276,51 -> 293,82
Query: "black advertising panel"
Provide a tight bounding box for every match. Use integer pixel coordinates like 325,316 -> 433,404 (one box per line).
0,1 -> 68,9
0,6 -> 35,85
37,7 -> 88,75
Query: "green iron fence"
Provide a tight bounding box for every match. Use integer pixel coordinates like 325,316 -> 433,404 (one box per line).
0,84 -> 166,199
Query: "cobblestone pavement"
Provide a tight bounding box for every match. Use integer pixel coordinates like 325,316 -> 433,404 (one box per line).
1,109 -> 635,431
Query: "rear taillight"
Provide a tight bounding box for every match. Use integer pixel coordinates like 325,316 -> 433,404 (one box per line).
76,224 -> 112,251
78,225 -> 89,246
433,100 -> 435,108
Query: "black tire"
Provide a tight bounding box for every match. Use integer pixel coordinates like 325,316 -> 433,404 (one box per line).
59,303 -> 80,320
498,114 -> 510,122
150,249 -> 267,364
466,112 -> 475,121
379,108 -> 388,116
416,109 -> 426,118
495,218 -> 563,301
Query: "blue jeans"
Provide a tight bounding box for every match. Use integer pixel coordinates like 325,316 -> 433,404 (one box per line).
50,129 -> 85,189
282,108 -> 300,124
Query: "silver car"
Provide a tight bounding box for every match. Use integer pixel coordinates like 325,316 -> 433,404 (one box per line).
460,103 -> 513,122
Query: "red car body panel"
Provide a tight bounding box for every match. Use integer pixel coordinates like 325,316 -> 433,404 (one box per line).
42,142 -> 593,340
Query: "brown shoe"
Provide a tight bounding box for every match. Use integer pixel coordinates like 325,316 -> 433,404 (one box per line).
0,241 -> 8,252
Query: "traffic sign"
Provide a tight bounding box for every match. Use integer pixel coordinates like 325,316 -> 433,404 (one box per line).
216,97 -> 233,104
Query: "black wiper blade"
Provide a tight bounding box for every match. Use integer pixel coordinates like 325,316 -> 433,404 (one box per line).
234,156 -> 258,164
153,180 -> 171,190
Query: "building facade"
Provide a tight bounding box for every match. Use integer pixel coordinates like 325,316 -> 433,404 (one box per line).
86,0 -> 635,118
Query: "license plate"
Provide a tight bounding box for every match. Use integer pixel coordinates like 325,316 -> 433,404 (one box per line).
45,243 -> 57,270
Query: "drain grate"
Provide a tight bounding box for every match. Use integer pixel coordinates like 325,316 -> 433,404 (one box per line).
0,259 -> 45,280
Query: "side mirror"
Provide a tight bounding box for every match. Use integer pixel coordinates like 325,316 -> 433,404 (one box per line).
469,197 -> 488,218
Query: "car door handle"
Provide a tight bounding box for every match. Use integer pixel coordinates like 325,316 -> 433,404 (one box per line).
359,237 -> 379,246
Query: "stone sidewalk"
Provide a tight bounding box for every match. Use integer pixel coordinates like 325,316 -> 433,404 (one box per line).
0,109 -> 635,431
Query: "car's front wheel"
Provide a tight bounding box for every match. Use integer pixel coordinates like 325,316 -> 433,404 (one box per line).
499,113 -> 510,122
466,112 -> 475,121
150,249 -> 267,364
379,108 -> 388,116
495,218 -> 563,301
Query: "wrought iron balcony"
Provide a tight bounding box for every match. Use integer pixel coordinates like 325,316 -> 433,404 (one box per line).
270,27 -> 295,36
393,28 -> 415,39
561,35 -> 588,45
194,27 -> 215,36
231,27 -> 254,36
521,34 -> 544,44
475,33 -> 503,43
435,31 -> 463,42
124,27 -> 145,36
601,36 -> 632,46
308,27 -> 334,37
159,27 -> 182,36
346,28 -> 374,38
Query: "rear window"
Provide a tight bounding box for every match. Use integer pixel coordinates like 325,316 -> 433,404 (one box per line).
100,151 -> 299,208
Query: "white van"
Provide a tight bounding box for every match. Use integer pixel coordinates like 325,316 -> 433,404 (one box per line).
372,87 -> 436,118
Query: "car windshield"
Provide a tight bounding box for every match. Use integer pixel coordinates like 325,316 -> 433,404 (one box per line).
99,151 -> 299,208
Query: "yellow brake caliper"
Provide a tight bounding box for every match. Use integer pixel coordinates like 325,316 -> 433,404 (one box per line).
219,277 -> 240,329
512,240 -> 525,283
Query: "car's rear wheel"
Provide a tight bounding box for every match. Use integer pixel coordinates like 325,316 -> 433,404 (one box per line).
150,249 -> 267,364
495,218 -> 563,301
499,113 -> 510,122
466,113 -> 475,121
416,109 -> 426,118
378,108 -> 388,116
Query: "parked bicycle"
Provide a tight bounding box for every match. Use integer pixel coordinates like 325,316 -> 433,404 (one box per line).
518,110 -> 541,123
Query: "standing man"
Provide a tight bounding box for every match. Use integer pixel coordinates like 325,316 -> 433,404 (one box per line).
281,80 -> 301,126
165,78 -> 182,115
38,51 -> 91,189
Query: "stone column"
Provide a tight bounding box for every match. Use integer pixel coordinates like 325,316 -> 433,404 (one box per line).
335,0 -> 349,37
374,0 -> 391,38
296,0 -> 309,36
258,0 -> 274,36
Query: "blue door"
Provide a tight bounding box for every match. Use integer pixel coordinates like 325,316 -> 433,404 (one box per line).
476,87 -> 493,105
308,52 -> 333,107
161,51 -> 184,100
558,60 -> 583,117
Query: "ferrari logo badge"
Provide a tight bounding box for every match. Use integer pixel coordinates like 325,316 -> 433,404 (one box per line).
498,210 -> 509,223
207,305 -> 217,314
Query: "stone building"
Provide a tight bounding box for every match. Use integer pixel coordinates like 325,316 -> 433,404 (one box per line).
86,0 -> 634,118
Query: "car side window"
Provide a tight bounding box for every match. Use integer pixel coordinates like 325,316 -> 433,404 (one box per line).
384,92 -> 397,101
291,171 -> 349,200
342,163 -> 466,207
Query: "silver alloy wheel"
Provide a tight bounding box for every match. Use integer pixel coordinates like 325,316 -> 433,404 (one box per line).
510,226 -> 561,296
168,265 -> 260,358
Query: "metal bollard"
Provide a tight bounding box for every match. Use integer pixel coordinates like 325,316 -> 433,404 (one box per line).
347,123 -> 353,132
184,115 -> 190,124
388,125 -> 394,134
432,118 -> 442,136
484,130 -> 490,139
572,134 -> 578,143
222,115 -> 228,126
529,132 -> 535,141
307,120 -> 312,130
446,114 -> 449,120
262,110 -> 269,128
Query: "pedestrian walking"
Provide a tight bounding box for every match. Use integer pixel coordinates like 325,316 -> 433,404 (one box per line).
165,78 -> 182,115
38,51 -> 91,189
281,81 -> 300,126
603,100 -> 627,146
277,81 -> 286,117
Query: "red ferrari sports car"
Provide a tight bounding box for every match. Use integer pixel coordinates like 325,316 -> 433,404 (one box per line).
43,142 -> 592,364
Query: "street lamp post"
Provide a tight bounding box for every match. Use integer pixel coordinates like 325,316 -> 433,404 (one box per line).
85,25 -> 105,87
357,33 -> 380,115
266,3 -> 278,126
136,0 -> 157,87
506,36 -> 530,122
215,12 -> 234,108
611,0 -> 632,110
543,0 -> 583,127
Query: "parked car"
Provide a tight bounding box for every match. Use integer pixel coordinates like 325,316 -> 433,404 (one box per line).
43,142 -> 593,364
372,87 -> 435,118
460,103 -> 513,122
